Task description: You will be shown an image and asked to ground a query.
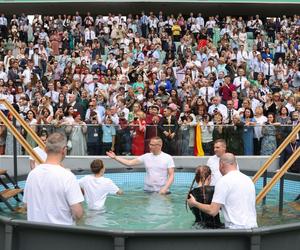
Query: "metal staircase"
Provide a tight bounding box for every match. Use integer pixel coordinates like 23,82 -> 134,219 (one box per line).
0,99 -> 45,211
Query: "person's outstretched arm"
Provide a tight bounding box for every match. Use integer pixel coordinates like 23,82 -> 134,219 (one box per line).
106,151 -> 142,166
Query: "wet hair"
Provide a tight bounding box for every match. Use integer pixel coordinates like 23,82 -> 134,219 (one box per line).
186,165 -> 211,210
90,159 -> 104,174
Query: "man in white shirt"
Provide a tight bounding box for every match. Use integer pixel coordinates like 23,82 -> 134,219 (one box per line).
21,60 -> 34,87
188,153 -> 257,229
204,58 -> 217,77
206,139 -> 226,185
107,137 -> 175,194
233,68 -> 247,93
263,57 -> 275,80
196,13 -> 204,28
249,89 -> 261,113
45,81 -> 59,104
23,132 -> 84,225
199,77 -> 215,105
84,26 -> 96,44
236,45 -> 249,66
208,96 -> 228,120
29,129 -> 48,170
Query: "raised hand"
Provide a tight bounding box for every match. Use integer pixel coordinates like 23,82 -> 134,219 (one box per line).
106,150 -> 116,159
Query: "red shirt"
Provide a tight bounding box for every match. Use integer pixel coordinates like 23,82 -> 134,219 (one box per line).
219,83 -> 236,101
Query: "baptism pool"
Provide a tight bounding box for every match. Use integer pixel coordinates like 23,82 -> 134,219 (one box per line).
0,172 -> 299,230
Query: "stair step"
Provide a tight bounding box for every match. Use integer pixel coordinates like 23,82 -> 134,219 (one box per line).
0,169 -> 7,175
0,189 -> 23,199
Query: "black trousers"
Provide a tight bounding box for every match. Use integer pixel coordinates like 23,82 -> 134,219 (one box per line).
253,138 -> 262,155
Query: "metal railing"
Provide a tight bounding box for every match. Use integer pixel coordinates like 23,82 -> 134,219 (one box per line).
252,123 -> 300,184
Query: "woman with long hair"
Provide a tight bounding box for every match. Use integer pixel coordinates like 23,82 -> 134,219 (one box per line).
242,108 -> 256,155
187,165 -> 224,229
261,113 -> 279,155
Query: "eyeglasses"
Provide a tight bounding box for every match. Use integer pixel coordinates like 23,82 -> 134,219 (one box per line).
149,144 -> 161,146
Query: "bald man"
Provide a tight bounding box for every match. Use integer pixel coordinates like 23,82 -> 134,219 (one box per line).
188,153 -> 257,229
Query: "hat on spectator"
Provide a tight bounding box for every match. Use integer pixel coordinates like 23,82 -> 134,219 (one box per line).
168,103 -> 177,111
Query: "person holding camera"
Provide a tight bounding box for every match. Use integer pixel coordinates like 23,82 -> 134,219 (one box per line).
130,111 -> 146,156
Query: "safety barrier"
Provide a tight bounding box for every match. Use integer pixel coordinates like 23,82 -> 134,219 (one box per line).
0,215 -> 299,250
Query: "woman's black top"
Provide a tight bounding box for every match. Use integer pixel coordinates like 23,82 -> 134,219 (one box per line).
190,186 -> 224,229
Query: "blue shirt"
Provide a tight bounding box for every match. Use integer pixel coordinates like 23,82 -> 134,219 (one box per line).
102,125 -> 116,143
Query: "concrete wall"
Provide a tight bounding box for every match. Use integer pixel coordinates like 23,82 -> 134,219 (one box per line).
0,155 -> 279,177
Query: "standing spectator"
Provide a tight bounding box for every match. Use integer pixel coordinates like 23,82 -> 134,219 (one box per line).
276,106 -> 292,146
25,109 -> 38,149
253,106 -> 268,155
212,112 -> 225,142
131,110 -> 146,156
101,116 -> 116,155
242,108 -> 256,155
66,112 -> 87,156
261,113 -> 279,155
86,111 -> 102,155
225,114 -> 244,155
158,107 -> 179,155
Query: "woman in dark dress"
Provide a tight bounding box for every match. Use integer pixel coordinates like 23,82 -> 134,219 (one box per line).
225,114 -> 244,155
187,165 -> 224,229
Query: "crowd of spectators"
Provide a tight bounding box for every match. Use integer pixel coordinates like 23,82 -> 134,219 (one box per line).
0,11 -> 299,158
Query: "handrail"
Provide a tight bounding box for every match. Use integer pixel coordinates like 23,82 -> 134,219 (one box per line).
256,146 -> 300,204
0,99 -> 45,150
252,123 -> 300,183
0,111 -> 43,164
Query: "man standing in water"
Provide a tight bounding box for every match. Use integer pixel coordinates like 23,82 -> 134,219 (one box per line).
24,132 -> 84,225
107,136 -> 175,194
207,139 -> 227,185
188,153 -> 257,229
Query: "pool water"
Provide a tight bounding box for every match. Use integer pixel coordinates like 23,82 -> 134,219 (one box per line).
0,172 -> 299,230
